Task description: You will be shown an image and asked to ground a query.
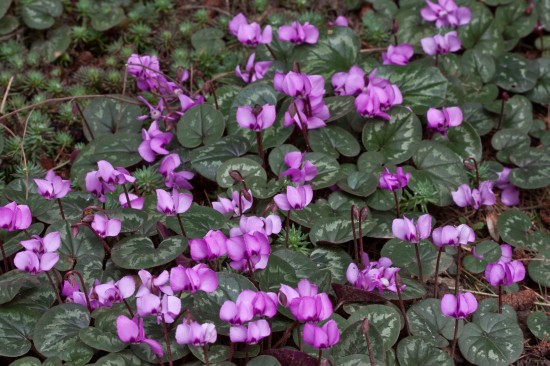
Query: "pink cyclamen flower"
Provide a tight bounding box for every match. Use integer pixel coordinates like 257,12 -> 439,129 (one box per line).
432,224 -> 475,248
230,319 -> 271,344
421,31 -> 461,56
303,320 -> 340,349
392,214 -> 432,243
212,190 -> 253,217
441,292 -> 478,318
280,151 -> 317,184
34,170 -> 71,200
236,104 -> 276,131
0,201 -> 32,231
127,54 -> 163,92
451,182 -> 496,210
284,96 -> 330,130
176,321 -> 217,347
95,276 -> 135,308
278,279 -> 333,323
229,215 -> 282,237
159,154 -> 195,190
495,167 -> 520,206
354,69 -> 403,120
189,230 -> 228,262
136,293 -> 181,324
91,213 -> 122,238
279,21 -> 319,45
220,289 -> 278,325
226,231 -> 271,272
170,263 -> 218,293
235,53 -> 272,84
15,231 -> 61,274
421,0 -> 472,28
97,160 -> 135,186
274,71 -> 313,98
137,269 -> 173,297
379,167 -> 410,192
332,66 -> 365,97
138,121 -> 173,163
346,253 -> 403,293
155,189 -> 193,216
119,193 -> 144,210
328,16 -> 349,27
117,315 -> 164,357
229,13 -> 272,47
427,106 -> 463,135
485,260 -> 525,287
274,185 -> 313,211
382,44 -> 414,66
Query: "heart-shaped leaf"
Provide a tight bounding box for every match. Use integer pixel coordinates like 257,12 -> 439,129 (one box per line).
191,28 -> 225,54
527,311 -> 550,340
306,152 -> 341,189
0,271 -> 39,305
21,0 -> 62,30
177,104 -> 225,148
347,304 -> 403,350
396,336 -> 453,366
509,146 -> 550,189
309,217 -> 375,245
433,122 -> 482,161
111,235 -> 187,270
216,157 -> 267,188
332,319 -> 386,362
83,98 -> 141,141
310,246 -> 353,284
309,125 -> 360,158
495,54 -> 538,93
528,249 -> 550,287
256,255 -> 298,293
0,305 -> 42,357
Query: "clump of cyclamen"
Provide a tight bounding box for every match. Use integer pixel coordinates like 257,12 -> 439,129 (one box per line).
235,53 -> 271,84
346,252 -> 404,293
421,0 -> 472,28
427,106 -> 463,135
452,181 -> 496,210
0,201 -> 32,231
14,232 -> 60,275
280,151 -> 317,184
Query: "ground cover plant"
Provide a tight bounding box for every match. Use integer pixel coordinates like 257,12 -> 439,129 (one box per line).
0,0 -> 549,365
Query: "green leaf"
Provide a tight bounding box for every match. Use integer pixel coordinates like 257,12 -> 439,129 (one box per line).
376,66 -> 448,114
495,54 -> 538,93
395,9 -> 433,46
268,144 -> 299,176
246,355 -> 281,366
325,96 -> 355,122
21,0 -> 62,29
309,217 -> 375,245
396,336 -> 453,366
191,28 -> 225,54
273,249 -> 319,280
539,0 -> 550,30
165,205 -> 226,238
177,104 -> 225,148
33,304 -> 93,363
111,235 -> 187,270
433,122 -> 482,161
309,125 -> 360,158
332,320 -> 385,362
491,129 -> 530,153
458,2 -> 504,56
496,209 -> 532,248
88,351 -> 151,366
0,305 -> 42,357
89,2 -> 125,31
525,58 -> 550,105
0,271 -> 39,305
337,168 -> 378,197
30,25 -> 71,62
256,255 -> 298,293
528,249 -> 550,287
510,146 -> 550,189
9,357 -> 41,366
461,50 -> 496,84
216,157 -> 267,188
527,311 -> 550,340
0,0 -> 12,17
382,278 -> 426,301
463,102 -> 497,136
0,15 -> 19,36
83,98 -> 141,141
494,1 -> 537,47
463,240 -> 502,273
362,107 -> 422,164
306,152 -> 341,189
310,246 -> 353,284
406,298 -> 462,347
499,95 -> 533,132
347,305 -> 403,350
79,326 -> 126,353
459,314 -> 523,366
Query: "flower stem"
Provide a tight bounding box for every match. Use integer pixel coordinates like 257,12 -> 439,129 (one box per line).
498,285 -> 502,314
245,343 -> 249,363
363,321 -> 376,366
228,342 -> 234,362
395,275 -> 411,336
256,131 -> 265,170
0,238 -> 10,272
435,53 -> 439,67
358,212 -> 365,258
57,198 -> 66,220
434,247 -> 443,298
162,319 -> 173,366
454,246 -> 462,296
64,270 -> 92,312
46,271 -> 63,305
203,345 -> 210,366
450,318 -> 459,358
123,299 -> 134,317
351,206 -> 359,263
285,210 -> 291,248
265,44 -> 277,60
414,243 -> 424,283
176,213 -> 186,237
122,185 -> 132,209
393,190 -> 401,218
318,349 -> 323,366
297,323 -> 302,351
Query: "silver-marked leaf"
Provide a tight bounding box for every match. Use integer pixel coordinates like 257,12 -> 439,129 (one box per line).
527,311 -> 550,340
21,0 -> 62,29
30,25 -> 71,62
89,2 -> 125,31
79,326 -> 126,353
246,355 -> 281,366
165,205 -> 226,239
463,103 -> 497,136
509,146 -> 550,189
433,122 -> 482,161
177,104 -> 225,148
0,271 -> 39,305
332,319 -> 385,362
347,304 -> 403,350
396,336 -> 453,366
407,298 -> 463,347
309,217 -> 375,245
325,96 -> 355,122
525,58 -> 550,105
256,255 -> 298,293
111,235 -> 187,269
309,125 -> 360,158
528,249 -> 550,287
461,50 -> 496,84
0,305 -> 42,357
216,157 -> 267,188
310,246 -> 353,284
495,54 -> 538,93
306,152 -> 340,189
191,28 -> 225,54
337,167 -> 378,198
458,2 -> 504,57
83,98 -> 141,141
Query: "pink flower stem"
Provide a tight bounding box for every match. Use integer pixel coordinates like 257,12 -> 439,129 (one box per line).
176,214 -> 187,237
364,327 -> 375,366
46,271 -> 63,305
393,190 -> 401,218
318,349 -> 323,366
256,131 -> 265,170
228,342 -> 234,362
450,318 -> 459,358
498,285 -> 503,314
285,210 -> 291,248
57,198 -> 66,220
265,44 -> 277,60
395,275 -> 411,336
414,243 -> 424,283
122,185 -> 132,209
358,212 -> 365,258
123,299 -> 134,318
162,319 -> 173,366
64,270 -> 92,312
245,343 -> 250,363
350,206 -> 359,263
203,345 -> 211,366
0,238 -> 9,272
435,53 -> 439,67
297,323 -> 302,351
454,246 -> 462,296
434,247 -> 443,298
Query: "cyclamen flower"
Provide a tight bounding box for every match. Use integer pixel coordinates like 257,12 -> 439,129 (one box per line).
176,321 -> 217,347
189,230 -> 228,262
235,53 -> 272,84
97,160 -> 135,185
421,31 -> 461,56
119,193 -> 145,210
229,215 -> 282,237
274,185 -> 313,211
274,71 -> 316,98
379,167 -> 410,192
392,214 -> 432,244
14,232 -> 61,274
136,269 -> 173,296
230,319 -> 271,344
485,260 -> 525,287
94,276 -> 135,307
280,151 -> 317,184
220,290 -> 278,325
279,279 -> 333,323
451,182 -> 496,210
303,320 -> 340,349
159,154 -> 195,190
421,0 -> 472,28
495,167 -> 520,206
138,121 -> 173,163
226,231 -> 271,272
155,189 -> 193,216
279,21 -> 319,45
427,106 -> 463,135
127,54 -> 163,92
441,292 -> 478,318
212,190 -> 253,217
354,69 -> 403,120
117,315 -> 164,357
62,280 -> 100,310
432,224 -> 475,248
170,264 -> 218,293
332,66 -> 365,97
236,104 -> 276,131
136,293 -> 181,324
346,253 -> 403,293
284,96 -> 330,130
328,16 -> 349,27
91,213 -> 122,238
229,13 -> 272,47
0,201 -> 32,231
34,170 -> 71,200
382,44 -> 414,66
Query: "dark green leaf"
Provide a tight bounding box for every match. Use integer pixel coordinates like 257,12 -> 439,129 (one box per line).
21,0 -> 62,29
30,25 -> 71,62
396,336 -> 453,366
216,157 -> 267,188
406,298 -> 462,347
177,104 -> 225,148
111,235 -> 187,269
191,28 -> 225,54
495,54 -> 538,93
309,217 -> 375,245
433,122 -> 482,161
510,146 -> 550,189
527,311 -> 550,340
83,98 -> 141,141
309,126 -> 360,158
0,305 -> 42,357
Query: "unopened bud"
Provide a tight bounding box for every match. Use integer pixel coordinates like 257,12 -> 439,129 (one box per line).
501,91 -> 510,102
71,225 -> 80,237
229,170 -> 244,183
352,205 -> 360,220
241,188 -> 252,201
360,207 -> 369,221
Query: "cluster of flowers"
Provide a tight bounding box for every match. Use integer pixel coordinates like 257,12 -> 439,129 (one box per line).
452,170 -> 520,209
346,253 -> 404,293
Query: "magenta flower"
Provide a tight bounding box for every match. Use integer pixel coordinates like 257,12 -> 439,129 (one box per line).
392,214 -> 432,244
229,215 -> 282,237
485,260 -> 525,287
0,201 -> 32,231
14,232 -> 61,274
278,21 -> 319,45
138,121 -> 173,163
19,232 -> 60,256
63,280 -> 101,310
159,154 -> 195,190
91,213 -> 122,238
274,185 -> 313,211
432,224 -> 475,248
230,319 -> 271,344
274,71 -> 313,98
379,167 -> 410,192
169,263 -> 218,293
119,193 -> 145,210
278,280 -> 333,323
346,254 -> 403,293
354,69 -> 402,120
127,54 -> 163,92
175,321 -> 217,347
328,16 -> 349,27
85,172 -> 113,203
303,320 -> 340,349
229,13 -> 272,47
427,106 -> 463,135
280,152 -> 317,184
441,292 -> 478,318
220,289 -> 278,325
283,96 -> 330,130
495,167 -> 520,206
95,276 -> 135,307
155,189 -> 193,216
451,182 -> 496,210
212,190 -> 253,217
332,66 -> 365,97
421,0 -> 472,28
34,170 -> 71,200
236,104 -> 276,131
137,269 -> 173,296
382,44 -> 414,66
421,31 -> 462,56
136,293 -> 181,324
189,230 -> 228,262
235,53 -> 272,84
117,315 -> 164,357
97,160 -> 135,185
226,232 -> 271,272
